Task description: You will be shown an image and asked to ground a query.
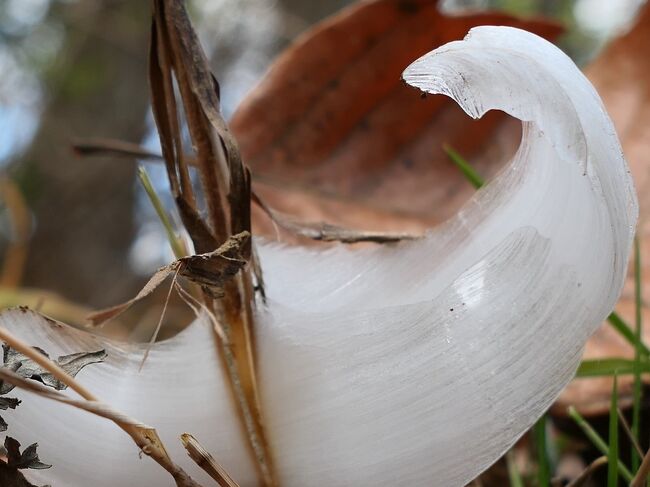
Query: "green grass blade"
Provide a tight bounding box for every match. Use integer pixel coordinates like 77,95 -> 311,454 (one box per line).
443,145 -> 484,189
137,165 -> 186,259
632,236 -> 643,471
608,312 -> 650,358
534,415 -> 550,487
506,450 -> 524,487
568,406 -> 633,482
576,358 -> 650,377
608,375 -> 619,487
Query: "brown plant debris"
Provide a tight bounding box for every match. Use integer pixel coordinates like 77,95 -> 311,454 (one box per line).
181,433 -> 240,487
0,343 -> 105,432
73,135 -> 418,245
0,320 -> 204,487
149,0 -> 274,484
0,345 -> 106,393
88,231 -> 250,327
0,437 -> 50,487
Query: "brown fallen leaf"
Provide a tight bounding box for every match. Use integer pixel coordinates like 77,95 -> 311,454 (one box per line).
555,3 -> 650,415
230,0 -> 561,242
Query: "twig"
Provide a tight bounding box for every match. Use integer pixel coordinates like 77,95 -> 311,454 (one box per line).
251,191 -> 419,244
71,137 -> 419,245
0,324 -> 203,487
631,447 -> 650,487
617,407 -> 644,458
565,456 -> 608,487
181,434 -> 240,487
140,266 -> 180,370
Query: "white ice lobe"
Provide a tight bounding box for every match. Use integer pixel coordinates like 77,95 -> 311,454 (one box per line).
1,26 -> 637,487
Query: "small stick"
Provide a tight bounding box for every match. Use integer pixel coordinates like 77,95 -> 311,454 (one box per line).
181,434 -> 240,487
631,447 -> 650,487
617,407 -> 644,457
565,456 -> 607,487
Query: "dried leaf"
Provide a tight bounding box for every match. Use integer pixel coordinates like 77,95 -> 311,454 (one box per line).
4,438 -> 51,470
0,462 -> 47,487
230,0 -> 561,241
88,231 -> 250,326
0,345 -> 106,394
0,396 -> 20,432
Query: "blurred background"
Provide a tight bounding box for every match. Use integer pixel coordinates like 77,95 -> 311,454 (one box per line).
0,0 -> 645,320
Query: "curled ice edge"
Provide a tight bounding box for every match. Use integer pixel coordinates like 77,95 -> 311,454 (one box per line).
1,26 -> 638,487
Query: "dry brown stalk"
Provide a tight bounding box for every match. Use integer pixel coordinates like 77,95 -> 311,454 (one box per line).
149,1 -> 275,484
632,449 -> 650,487
71,137 -> 419,245
564,456 -> 607,487
181,433 -> 240,487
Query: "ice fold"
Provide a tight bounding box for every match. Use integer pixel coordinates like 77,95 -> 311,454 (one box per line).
0,26 -> 637,486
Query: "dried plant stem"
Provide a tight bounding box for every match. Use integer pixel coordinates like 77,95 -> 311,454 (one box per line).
0,324 -> 204,487
181,434 -> 240,487
617,407 -> 644,458
631,448 -> 650,487
565,456 -> 608,487
149,1 -> 276,484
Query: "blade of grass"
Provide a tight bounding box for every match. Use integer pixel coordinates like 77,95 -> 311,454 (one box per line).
632,235 -> 643,472
568,406 -> 633,482
506,450 -> 524,487
534,415 -> 551,487
608,312 -> 650,357
576,358 -> 650,377
443,144 -> 484,189
137,165 -> 187,259
608,375 -> 619,487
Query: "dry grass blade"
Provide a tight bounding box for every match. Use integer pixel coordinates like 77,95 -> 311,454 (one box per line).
88,231 -> 250,327
71,136 -> 418,246
71,137 -> 165,161
617,407 -> 644,458
0,323 -> 202,487
565,456 -> 608,487
150,1 -> 275,484
631,447 -> 650,487
252,191 -> 419,244
181,433 -> 240,487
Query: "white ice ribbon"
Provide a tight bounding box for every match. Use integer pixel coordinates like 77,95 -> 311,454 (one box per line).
1,26 -> 637,487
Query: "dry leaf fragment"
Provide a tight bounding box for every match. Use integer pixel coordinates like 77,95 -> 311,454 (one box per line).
0,437 -> 50,487
0,345 -> 106,394
0,436 -> 51,487
4,438 -> 51,471
0,396 -> 21,432
88,231 -> 250,326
